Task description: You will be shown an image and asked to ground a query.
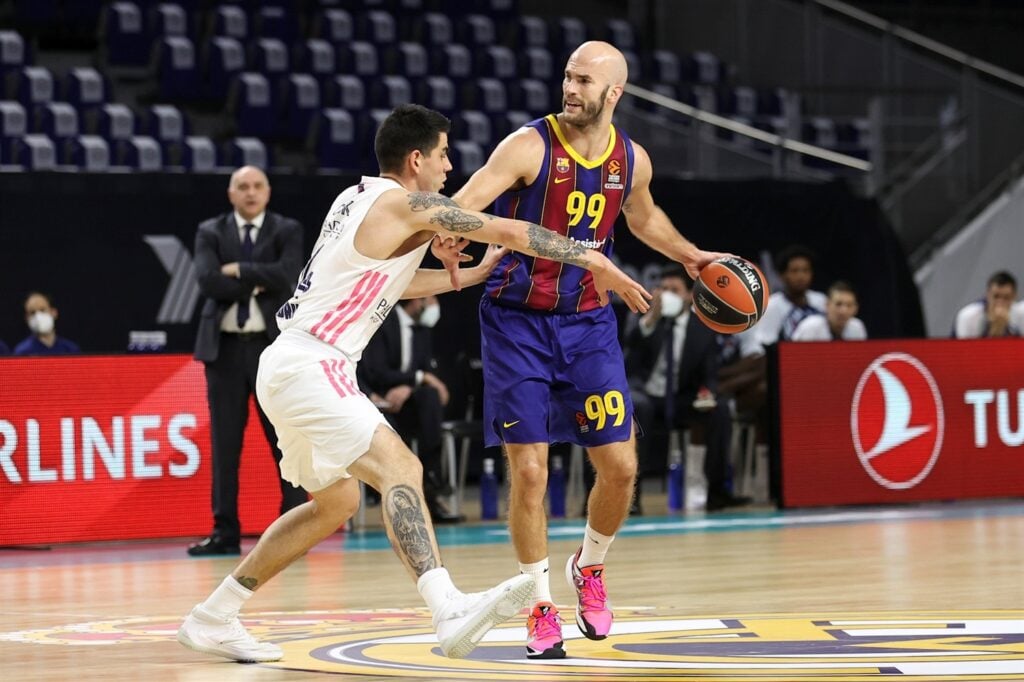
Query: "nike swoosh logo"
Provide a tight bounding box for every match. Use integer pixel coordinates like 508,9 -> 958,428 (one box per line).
503,420 -> 521,428
554,177 -> 571,184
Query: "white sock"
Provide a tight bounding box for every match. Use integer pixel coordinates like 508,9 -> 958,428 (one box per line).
578,524 -> 615,567
199,575 -> 254,621
519,558 -> 552,605
417,567 -> 457,615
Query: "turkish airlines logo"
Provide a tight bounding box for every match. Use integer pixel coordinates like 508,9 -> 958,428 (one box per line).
851,353 -> 944,490
144,235 -> 199,324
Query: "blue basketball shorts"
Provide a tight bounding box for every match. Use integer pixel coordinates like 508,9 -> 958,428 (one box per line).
479,297 -> 634,448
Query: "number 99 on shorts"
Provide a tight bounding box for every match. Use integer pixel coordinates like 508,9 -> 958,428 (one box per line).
583,390 -> 626,430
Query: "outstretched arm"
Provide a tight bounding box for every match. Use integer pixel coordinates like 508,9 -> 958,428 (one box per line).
402,245 -> 508,299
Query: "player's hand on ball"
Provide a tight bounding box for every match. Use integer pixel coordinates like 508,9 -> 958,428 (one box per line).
687,249 -> 734,280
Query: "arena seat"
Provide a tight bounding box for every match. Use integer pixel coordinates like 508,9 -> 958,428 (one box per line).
452,110 -> 491,148
448,139 -> 484,176
517,16 -> 547,48
146,104 -> 186,147
313,8 -> 353,43
149,2 -> 188,39
0,30 -> 27,77
295,39 -> 335,87
225,136 -> 269,169
157,36 -> 200,100
311,107 -> 357,171
36,102 -> 78,141
251,38 -> 289,79
181,135 -> 218,171
414,76 -> 457,116
369,75 -> 412,110
520,46 -> 553,81
325,74 -> 366,111
253,6 -> 299,44
229,72 -> 275,137
12,133 -> 56,169
508,78 -> 549,115
647,50 -> 681,85
117,135 -> 162,171
549,16 -> 587,56
281,73 -> 320,140
211,5 -> 247,40
205,36 -> 245,100
492,109 -> 532,139
66,134 -> 111,171
97,103 -> 136,143
0,101 -> 27,158
64,67 -> 107,114
17,66 -> 54,109
356,10 -> 397,45
478,45 -> 517,81
387,42 -> 428,79
410,12 -> 451,46
466,77 -> 507,114
429,44 -> 472,85
603,19 -> 635,51
456,14 -> 495,47
102,2 -> 150,67
336,41 -> 379,79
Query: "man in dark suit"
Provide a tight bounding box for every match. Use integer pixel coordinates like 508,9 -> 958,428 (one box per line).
357,295 -> 462,523
624,264 -> 748,513
188,165 -> 308,556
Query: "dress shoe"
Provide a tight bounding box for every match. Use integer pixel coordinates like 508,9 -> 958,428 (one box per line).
187,536 -> 241,557
705,491 -> 753,513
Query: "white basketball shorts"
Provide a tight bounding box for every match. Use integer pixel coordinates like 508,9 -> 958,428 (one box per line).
255,329 -> 390,492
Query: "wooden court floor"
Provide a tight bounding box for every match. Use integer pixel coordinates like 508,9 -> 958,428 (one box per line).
2,498 -> 1023,681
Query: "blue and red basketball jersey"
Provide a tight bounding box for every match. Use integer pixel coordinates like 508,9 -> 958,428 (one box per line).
484,114 -> 634,314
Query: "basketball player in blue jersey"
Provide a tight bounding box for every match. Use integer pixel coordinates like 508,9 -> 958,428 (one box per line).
452,41 -> 728,659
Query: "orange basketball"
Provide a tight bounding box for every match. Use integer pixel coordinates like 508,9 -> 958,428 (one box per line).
692,256 -> 770,334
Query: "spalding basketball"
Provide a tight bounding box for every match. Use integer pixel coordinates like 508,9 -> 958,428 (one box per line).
692,256 -> 770,334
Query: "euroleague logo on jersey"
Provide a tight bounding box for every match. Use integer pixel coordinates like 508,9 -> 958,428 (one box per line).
850,352 -> 945,490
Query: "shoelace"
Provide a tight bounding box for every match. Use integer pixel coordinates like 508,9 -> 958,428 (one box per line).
577,572 -> 608,611
531,609 -> 562,640
221,618 -> 262,646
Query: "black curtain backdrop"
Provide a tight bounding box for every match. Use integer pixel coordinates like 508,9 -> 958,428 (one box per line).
0,172 -> 922,359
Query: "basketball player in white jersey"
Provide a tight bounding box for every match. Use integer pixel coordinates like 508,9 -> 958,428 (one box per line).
176,104 -> 651,663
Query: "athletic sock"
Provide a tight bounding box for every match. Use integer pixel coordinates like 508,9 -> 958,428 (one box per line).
199,575 -> 254,621
418,567 -> 458,615
578,524 -> 615,567
519,558 -> 553,605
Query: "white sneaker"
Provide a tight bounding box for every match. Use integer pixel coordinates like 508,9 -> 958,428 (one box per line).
433,574 -> 535,659
177,605 -> 283,662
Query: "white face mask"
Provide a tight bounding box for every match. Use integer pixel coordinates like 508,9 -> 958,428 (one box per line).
660,290 -> 684,318
28,310 -> 55,336
418,303 -> 441,328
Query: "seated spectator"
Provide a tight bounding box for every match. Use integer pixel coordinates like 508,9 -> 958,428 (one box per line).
953,270 -> 1022,338
14,292 -> 80,356
791,280 -> 867,341
357,295 -> 462,523
0,339 -> 9,355
622,264 -> 748,513
754,244 -> 827,348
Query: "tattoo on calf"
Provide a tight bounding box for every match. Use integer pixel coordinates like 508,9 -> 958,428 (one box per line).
385,485 -> 438,576
236,576 -> 259,590
428,207 -> 485,233
526,222 -> 588,266
408,192 -> 459,211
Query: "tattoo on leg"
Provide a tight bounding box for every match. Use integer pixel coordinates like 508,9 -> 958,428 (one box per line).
526,222 -> 588,266
385,485 -> 438,576
235,576 -> 259,590
408,192 -> 459,211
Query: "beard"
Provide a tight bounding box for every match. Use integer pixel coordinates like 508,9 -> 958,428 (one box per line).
563,85 -> 609,128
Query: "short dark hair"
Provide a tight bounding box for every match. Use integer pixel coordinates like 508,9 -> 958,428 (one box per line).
987,270 -> 1017,290
827,280 -> 857,299
659,263 -> 693,289
24,291 -> 54,308
774,244 -> 816,273
374,104 -> 451,174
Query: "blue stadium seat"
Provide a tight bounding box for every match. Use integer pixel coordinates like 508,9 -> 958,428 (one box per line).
12,133 -> 56,170
295,39 -> 335,86
0,31 -> 27,77
457,14 -> 495,47
803,116 -> 837,148
118,135 -> 163,171
448,140 -> 484,176
182,135 -> 218,171
336,41 -> 379,79
837,118 -> 871,159
388,42 -> 428,78
415,76 -> 457,116
357,108 -> 390,166
281,73 -> 320,139
314,8 -> 353,43
685,51 -> 727,84
603,19 -> 635,51
517,16 -> 547,48
357,10 -> 397,45
158,37 -> 200,100
17,66 -> 54,109
430,44 -> 472,85
622,49 -> 642,83
520,46 -> 553,81
508,78 -> 549,114
466,78 -> 507,114
251,38 -> 289,78
717,85 -> 758,118
647,50 -> 681,85
64,67 -> 107,113
478,45 -> 516,81
225,136 -> 269,169
550,17 -> 586,56
149,2 -> 188,38
254,6 -> 299,43
36,102 -> 78,141
205,36 -> 246,99
97,103 -> 136,142
230,72 -> 275,137
102,2 -> 150,66
325,74 -> 365,110
0,101 -> 27,159
212,5 -> 248,40
369,75 -> 411,110
491,109 -> 532,139
452,110 -> 491,148
65,134 -> 111,171
410,13 -> 451,46
146,104 -> 186,143
312,108 -> 357,170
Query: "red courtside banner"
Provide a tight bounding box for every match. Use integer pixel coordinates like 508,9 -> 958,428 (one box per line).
778,338 -> 1024,507
0,355 -> 295,545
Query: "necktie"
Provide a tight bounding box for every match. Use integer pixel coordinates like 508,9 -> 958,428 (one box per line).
663,321 -> 676,425
236,224 -> 254,328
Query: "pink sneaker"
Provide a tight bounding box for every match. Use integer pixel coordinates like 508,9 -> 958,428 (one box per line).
565,548 -> 612,640
526,602 -> 565,659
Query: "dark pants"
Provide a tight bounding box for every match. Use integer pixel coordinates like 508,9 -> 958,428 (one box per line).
630,388 -> 734,498
388,383 -> 445,481
204,332 -> 307,543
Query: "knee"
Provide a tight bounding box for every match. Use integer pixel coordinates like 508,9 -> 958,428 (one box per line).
596,454 -> 637,487
509,459 -> 548,499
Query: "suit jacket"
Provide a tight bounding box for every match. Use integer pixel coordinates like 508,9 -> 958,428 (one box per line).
624,313 -> 720,403
358,311 -> 436,395
193,210 -> 304,362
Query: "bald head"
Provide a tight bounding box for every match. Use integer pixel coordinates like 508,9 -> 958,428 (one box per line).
568,41 -> 628,87
228,165 -> 271,221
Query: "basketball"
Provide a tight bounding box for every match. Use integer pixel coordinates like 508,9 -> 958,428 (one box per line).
692,256 -> 770,334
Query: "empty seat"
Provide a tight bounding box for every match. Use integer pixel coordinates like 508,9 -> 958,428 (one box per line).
550,17 -> 586,55
430,44 -> 472,84
147,104 -> 186,142
205,36 -> 245,99
65,67 -> 107,110
686,51 -> 726,84
230,72 -> 274,137
508,78 -> 549,113
313,108 -> 357,170
357,10 -> 396,45
622,49 -> 642,83
12,133 -> 56,170
718,85 -> 757,118
448,140 -> 484,175
182,135 -> 217,171
102,2 -> 149,66
225,136 -> 268,169
254,6 -> 299,43
520,46 -> 553,81
315,8 -> 353,43
837,118 -> 872,158
17,66 -> 54,108
252,38 -> 289,77
415,76 -> 456,115
603,19 -> 635,50
326,74 -> 365,110
493,109 -> 533,139
478,45 -> 516,81
158,37 -> 200,100
0,31 -> 27,76
452,110 -> 491,147
518,16 -> 547,48
369,75 -> 411,109
648,50 -> 681,84
212,5 -> 247,40
150,2 -> 188,37
36,102 -> 78,140
357,108 -> 390,166
466,78 -> 507,114
119,135 -> 163,170
411,12 -> 451,45
97,103 -> 135,141
388,42 -> 427,78
295,39 -> 335,85
803,116 -> 837,148
457,14 -> 495,47
281,73 -> 320,139
336,41 -> 379,78
0,101 -> 27,158
66,134 -> 111,170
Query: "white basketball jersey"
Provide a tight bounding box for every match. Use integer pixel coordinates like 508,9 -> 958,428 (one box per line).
276,176 -> 430,360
